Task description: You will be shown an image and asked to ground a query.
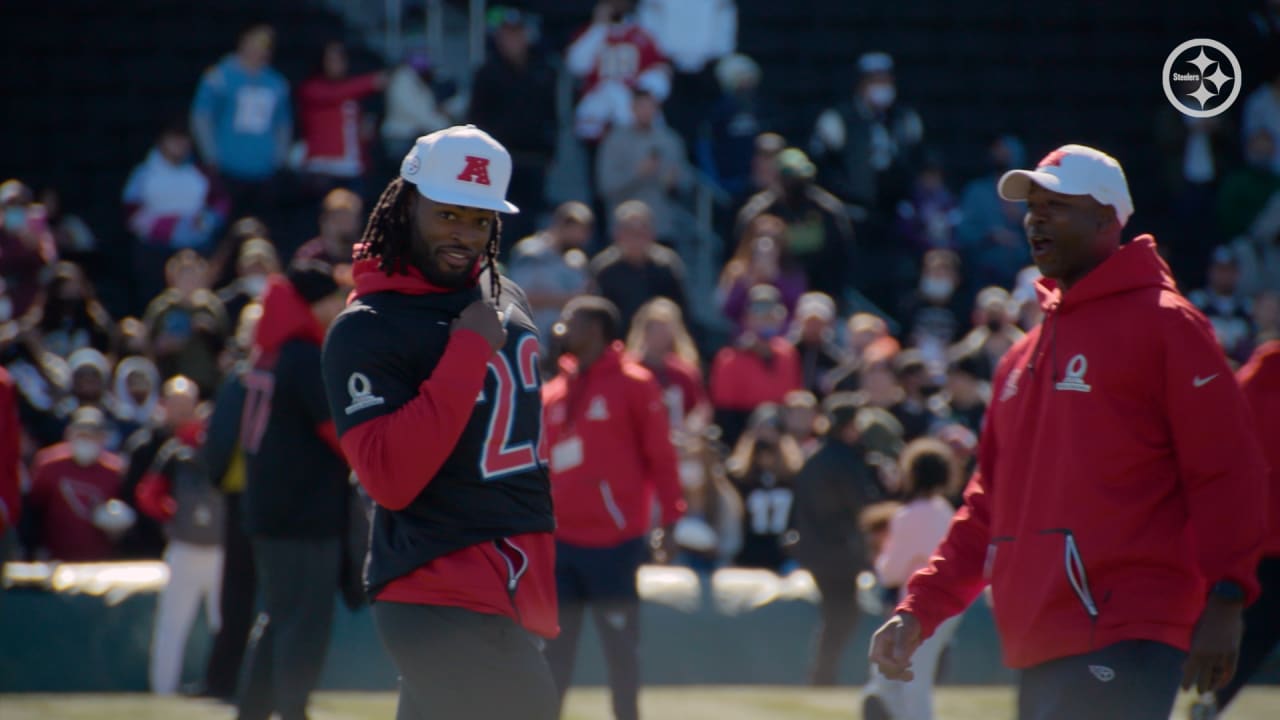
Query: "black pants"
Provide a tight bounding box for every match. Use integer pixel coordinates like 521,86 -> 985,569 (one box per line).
809,570 -> 859,685
1016,640 -> 1185,720
1217,555 -> 1280,709
204,494 -> 256,698
373,602 -> 557,720
237,537 -> 339,720
543,538 -> 645,720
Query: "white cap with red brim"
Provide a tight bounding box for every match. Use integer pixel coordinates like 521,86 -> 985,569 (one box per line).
997,144 -> 1133,227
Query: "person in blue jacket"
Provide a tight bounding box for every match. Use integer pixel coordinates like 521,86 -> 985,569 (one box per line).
190,24 -> 292,217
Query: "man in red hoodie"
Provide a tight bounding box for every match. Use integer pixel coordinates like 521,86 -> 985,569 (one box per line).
540,295 -> 684,720
1209,339 -> 1280,715
868,144 -> 1268,720
321,125 -> 557,720
238,260 -> 349,720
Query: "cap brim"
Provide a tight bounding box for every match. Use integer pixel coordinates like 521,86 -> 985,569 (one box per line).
409,180 -> 520,214
997,169 -> 1065,201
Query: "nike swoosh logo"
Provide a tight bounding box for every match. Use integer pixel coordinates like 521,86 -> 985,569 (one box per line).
1193,374 -> 1218,388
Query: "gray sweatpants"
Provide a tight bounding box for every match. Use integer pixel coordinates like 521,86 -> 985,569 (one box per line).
373,601 -> 558,720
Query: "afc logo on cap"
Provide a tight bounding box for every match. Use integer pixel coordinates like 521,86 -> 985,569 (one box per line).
457,156 -> 492,186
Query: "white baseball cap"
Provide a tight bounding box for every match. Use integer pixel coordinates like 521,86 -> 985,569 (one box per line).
399,125 -> 520,214
997,144 -> 1133,227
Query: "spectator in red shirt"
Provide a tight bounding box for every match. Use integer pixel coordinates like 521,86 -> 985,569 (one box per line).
541,296 -> 684,720
23,407 -> 126,562
567,0 -> 671,143
0,179 -> 57,321
625,296 -> 709,435
297,41 -> 387,195
709,284 -> 803,446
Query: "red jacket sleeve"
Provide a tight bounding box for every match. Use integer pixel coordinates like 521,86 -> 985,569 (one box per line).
300,74 -> 381,105
896,362 -> 1002,639
1237,341 -> 1280,554
631,374 -> 685,526
0,374 -> 20,531
1162,305 -> 1268,602
340,330 -> 493,511
135,471 -> 176,522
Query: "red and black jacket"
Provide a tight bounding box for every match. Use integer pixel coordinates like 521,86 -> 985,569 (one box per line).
241,276 -> 348,539
321,258 -> 558,638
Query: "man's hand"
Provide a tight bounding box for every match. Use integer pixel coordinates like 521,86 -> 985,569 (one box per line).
452,300 -> 507,353
651,524 -> 678,564
1182,596 -> 1244,693
868,613 -> 923,681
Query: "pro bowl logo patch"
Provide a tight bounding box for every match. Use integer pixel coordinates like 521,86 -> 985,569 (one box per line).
401,153 -> 421,177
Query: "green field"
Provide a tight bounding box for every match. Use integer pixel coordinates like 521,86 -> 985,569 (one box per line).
2,687 -> 1277,719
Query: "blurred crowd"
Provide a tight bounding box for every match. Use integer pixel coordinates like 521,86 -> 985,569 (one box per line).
1,0 -> 1279,696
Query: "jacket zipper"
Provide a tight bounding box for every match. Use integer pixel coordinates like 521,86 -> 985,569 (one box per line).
493,538 -> 529,625
599,480 -> 627,530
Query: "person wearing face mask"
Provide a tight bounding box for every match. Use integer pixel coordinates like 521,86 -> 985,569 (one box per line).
143,251 -> 229,397
217,237 -> 280,328
902,249 -> 967,371
23,407 -> 126,562
111,356 -> 162,443
0,179 -> 57,321
709,284 -> 804,447
949,285 -> 1025,381
124,122 -> 231,306
787,292 -> 846,399
809,52 -> 924,217
56,348 -> 124,447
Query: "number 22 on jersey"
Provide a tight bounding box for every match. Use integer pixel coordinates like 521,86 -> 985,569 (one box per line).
478,334 -> 549,480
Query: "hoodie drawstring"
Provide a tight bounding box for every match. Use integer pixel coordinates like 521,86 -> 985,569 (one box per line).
1025,310 -> 1058,376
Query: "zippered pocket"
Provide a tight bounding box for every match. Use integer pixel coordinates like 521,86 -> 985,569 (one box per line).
493,537 -> 529,594
599,480 -> 627,530
1039,528 -> 1099,620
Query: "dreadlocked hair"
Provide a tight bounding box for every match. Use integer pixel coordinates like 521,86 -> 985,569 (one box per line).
357,176 -> 505,308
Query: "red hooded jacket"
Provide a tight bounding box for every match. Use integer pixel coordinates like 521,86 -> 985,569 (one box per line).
298,74 -> 381,176
1237,340 -> 1280,556
253,276 -> 342,456
335,258 -> 559,638
542,344 -> 685,547
897,237 -> 1268,669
